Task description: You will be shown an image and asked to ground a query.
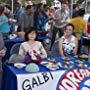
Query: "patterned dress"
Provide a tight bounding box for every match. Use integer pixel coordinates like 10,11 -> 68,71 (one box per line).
60,35 -> 77,55
19,41 -> 47,59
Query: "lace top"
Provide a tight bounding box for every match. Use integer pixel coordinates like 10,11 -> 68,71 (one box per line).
60,35 -> 77,55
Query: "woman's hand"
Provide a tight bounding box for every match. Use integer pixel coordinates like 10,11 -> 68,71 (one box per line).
61,54 -> 67,60
4,19 -> 9,23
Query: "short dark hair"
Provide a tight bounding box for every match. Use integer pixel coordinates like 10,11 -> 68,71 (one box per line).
0,5 -> 4,15
36,3 -> 44,11
5,4 -> 11,10
25,27 -> 37,41
78,8 -> 85,16
65,23 -> 75,30
25,5 -> 33,10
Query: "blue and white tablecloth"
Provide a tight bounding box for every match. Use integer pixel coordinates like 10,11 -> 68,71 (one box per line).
2,56 -> 90,90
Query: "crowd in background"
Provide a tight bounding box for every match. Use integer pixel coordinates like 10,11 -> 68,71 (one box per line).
0,1 -> 90,61
0,1 -> 90,88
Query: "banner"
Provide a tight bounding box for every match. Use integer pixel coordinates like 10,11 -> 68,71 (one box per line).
16,69 -> 90,90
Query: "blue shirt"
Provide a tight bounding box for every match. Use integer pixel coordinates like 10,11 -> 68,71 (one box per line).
16,7 -> 25,22
37,13 -> 48,31
0,16 -> 10,33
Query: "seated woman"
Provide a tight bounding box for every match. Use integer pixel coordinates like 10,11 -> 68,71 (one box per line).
59,23 -> 78,59
19,27 -> 47,63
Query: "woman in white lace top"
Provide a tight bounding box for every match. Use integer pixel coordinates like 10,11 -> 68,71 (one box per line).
59,23 -> 78,59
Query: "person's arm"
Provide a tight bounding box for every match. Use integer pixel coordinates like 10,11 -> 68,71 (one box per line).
39,42 -> 47,58
54,9 -> 61,20
19,44 -> 25,57
58,39 -> 66,59
65,11 -> 70,23
73,38 -> 78,55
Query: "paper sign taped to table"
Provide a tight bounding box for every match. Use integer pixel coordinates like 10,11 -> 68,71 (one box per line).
16,69 -> 90,90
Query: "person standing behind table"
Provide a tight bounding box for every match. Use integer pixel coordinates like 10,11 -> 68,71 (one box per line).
70,8 -> 87,54
0,5 -> 10,39
19,5 -> 34,33
16,4 -> 25,38
72,3 -> 80,18
58,23 -> 78,59
70,8 -> 87,40
4,4 -> 16,34
48,6 -> 55,37
19,27 -> 47,62
16,5 -> 25,22
34,3 -> 48,32
50,2 -> 70,50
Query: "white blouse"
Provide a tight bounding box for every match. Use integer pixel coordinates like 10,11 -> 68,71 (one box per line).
19,41 -> 47,58
60,35 -> 77,55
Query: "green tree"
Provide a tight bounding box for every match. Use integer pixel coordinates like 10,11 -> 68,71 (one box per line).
47,0 -> 54,6
0,0 -> 5,4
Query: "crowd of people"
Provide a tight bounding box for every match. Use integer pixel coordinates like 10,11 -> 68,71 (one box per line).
0,1 -> 90,88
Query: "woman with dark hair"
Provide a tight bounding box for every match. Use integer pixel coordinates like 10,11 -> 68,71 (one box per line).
4,4 -> 16,34
19,27 -> 47,60
0,5 -> 10,38
59,23 -> 78,59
